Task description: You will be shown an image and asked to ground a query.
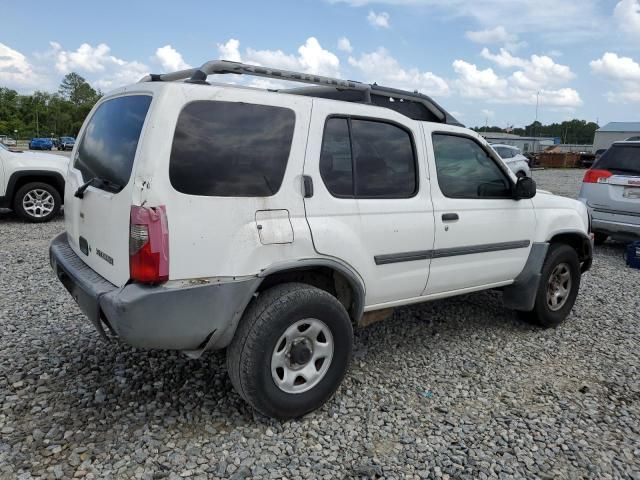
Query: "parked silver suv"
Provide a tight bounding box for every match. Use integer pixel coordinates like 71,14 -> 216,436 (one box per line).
579,141 -> 640,244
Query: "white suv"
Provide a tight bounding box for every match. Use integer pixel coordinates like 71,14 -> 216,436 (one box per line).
491,144 -> 531,178
49,60 -> 593,419
0,143 -> 68,222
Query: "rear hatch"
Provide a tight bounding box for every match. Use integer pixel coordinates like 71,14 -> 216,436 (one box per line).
64,94 -> 153,287
587,143 -> 640,224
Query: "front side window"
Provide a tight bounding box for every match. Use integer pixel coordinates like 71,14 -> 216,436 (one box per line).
319,117 -> 417,198
432,134 -> 512,199
75,95 -> 152,192
170,101 -> 295,197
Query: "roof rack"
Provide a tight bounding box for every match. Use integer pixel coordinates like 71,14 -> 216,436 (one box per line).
138,59 -> 462,126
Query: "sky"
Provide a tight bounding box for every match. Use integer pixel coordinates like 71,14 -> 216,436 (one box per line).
1,0 -> 640,129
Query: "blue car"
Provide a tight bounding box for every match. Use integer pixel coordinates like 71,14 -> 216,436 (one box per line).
29,138 -> 53,150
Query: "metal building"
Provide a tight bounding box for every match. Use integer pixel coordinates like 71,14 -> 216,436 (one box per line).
593,122 -> 640,151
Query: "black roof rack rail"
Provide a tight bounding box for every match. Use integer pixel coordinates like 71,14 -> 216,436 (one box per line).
138,59 -> 463,126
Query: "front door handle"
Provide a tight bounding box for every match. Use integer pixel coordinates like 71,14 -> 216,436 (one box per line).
442,213 -> 459,222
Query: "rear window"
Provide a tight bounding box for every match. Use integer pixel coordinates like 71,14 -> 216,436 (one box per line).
595,145 -> 640,175
75,95 -> 152,192
169,101 -> 295,197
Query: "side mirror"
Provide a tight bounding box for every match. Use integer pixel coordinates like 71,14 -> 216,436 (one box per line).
513,176 -> 536,200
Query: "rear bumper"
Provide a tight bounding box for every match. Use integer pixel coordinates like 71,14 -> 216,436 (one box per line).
592,216 -> 640,238
49,232 -> 260,353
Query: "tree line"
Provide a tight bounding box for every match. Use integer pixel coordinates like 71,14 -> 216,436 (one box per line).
472,119 -> 600,145
0,73 -> 101,140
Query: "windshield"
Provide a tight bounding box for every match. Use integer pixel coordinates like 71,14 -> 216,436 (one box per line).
61,137 -> 75,142
594,145 -> 640,176
74,95 -> 152,192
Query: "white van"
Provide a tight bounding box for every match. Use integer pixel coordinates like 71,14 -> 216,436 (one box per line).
50,60 -> 593,418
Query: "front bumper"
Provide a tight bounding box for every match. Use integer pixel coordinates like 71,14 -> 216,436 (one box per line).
49,232 -> 260,353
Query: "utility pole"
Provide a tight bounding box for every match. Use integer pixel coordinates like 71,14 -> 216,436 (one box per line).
534,90 -> 540,138
35,103 -> 39,138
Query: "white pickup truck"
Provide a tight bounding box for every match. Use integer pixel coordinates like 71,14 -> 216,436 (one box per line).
0,143 -> 68,222
49,60 -> 593,419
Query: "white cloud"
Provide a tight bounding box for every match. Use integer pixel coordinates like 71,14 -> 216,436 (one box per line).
331,0 -> 601,42
337,37 -> 353,53
154,45 -> 190,71
480,48 -> 575,90
590,52 -> 640,102
614,0 -> 640,38
367,10 -> 390,28
0,43 -> 41,90
465,26 -> 525,51
219,37 -> 341,78
480,48 -> 528,68
452,60 -> 508,99
452,55 -> 581,108
51,42 -> 149,90
349,48 -> 450,96
217,39 -> 242,62
481,109 -> 495,118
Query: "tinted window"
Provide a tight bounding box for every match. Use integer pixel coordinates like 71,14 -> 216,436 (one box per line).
595,145 -> 640,175
170,101 -> 295,197
75,95 -> 152,192
319,117 -> 417,198
433,134 -> 511,198
351,119 -> 416,198
494,147 -> 510,158
320,118 -> 353,197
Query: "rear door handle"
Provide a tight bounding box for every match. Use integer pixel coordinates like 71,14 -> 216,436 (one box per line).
442,213 -> 459,222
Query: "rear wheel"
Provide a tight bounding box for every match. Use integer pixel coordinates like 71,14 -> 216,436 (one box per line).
227,283 -> 353,419
518,243 -> 581,327
13,182 -> 61,223
593,232 -> 608,246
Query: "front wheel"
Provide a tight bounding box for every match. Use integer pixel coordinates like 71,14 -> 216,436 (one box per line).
13,182 -> 61,223
227,283 -> 353,419
518,243 -> 581,327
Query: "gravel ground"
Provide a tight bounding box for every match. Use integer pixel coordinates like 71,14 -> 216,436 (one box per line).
1,169 -> 639,479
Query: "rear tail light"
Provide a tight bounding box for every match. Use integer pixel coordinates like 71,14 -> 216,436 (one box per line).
129,205 -> 169,283
583,169 -> 613,184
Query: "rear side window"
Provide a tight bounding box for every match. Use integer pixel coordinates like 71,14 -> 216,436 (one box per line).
75,95 -> 152,192
595,145 -> 640,175
319,117 -> 417,198
170,101 -> 295,197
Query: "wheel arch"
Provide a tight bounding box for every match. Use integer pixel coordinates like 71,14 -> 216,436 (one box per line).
257,259 -> 366,325
548,230 -> 593,272
6,171 -> 66,206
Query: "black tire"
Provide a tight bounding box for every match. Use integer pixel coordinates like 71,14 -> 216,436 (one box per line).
13,182 -> 62,223
227,283 -> 353,419
516,170 -> 527,178
518,243 -> 581,328
593,232 -> 608,246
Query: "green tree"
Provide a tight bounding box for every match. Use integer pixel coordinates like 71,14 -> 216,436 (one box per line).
58,72 -> 100,107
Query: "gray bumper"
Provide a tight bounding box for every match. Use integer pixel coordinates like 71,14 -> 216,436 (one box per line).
49,232 -> 259,352
592,216 -> 640,239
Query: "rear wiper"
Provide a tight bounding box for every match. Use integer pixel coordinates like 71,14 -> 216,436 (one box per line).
74,177 -> 122,199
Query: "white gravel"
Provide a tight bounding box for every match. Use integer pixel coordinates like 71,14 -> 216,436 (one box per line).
1,168 -> 639,479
